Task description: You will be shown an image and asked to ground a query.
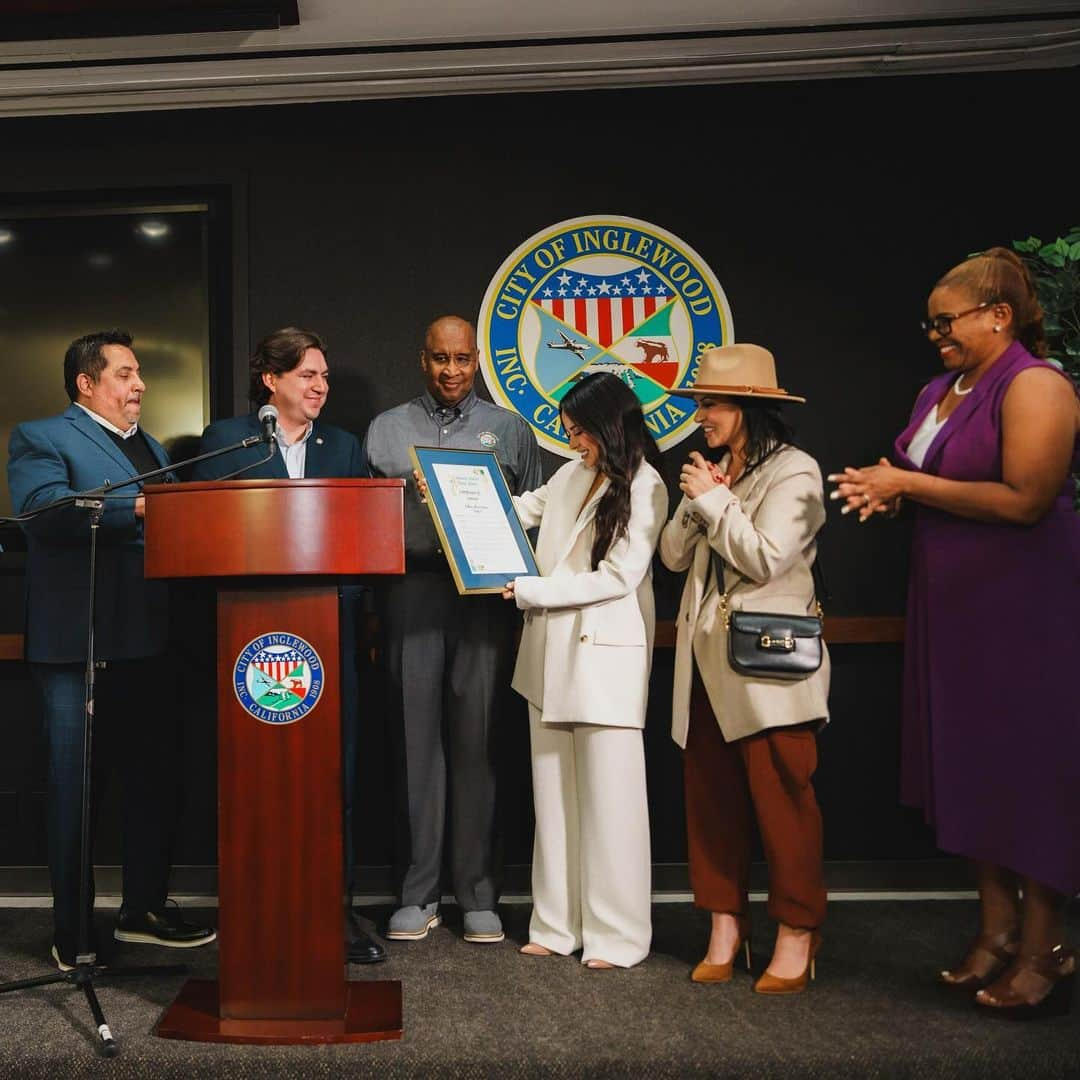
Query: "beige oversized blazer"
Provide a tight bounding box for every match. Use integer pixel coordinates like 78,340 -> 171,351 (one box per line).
510,458 -> 668,728
659,445 -> 830,746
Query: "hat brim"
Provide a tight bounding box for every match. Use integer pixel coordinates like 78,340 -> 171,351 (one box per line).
679,384 -> 807,405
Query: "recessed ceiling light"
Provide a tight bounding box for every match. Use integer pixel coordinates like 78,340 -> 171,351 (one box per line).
0,227 -> 14,246
136,220 -> 171,240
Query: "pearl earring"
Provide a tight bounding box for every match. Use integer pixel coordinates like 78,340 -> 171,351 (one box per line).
993,325 -> 1001,333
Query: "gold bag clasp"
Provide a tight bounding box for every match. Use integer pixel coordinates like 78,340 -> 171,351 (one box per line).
760,633 -> 795,651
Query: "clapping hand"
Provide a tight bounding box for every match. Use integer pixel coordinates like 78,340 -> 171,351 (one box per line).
827,457 -> 904,522
680,451 -> 729,500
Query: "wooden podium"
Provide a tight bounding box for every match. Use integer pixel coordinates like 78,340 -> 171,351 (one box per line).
142,478 -> 405,1045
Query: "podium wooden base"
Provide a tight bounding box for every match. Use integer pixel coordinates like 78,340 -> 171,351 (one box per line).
155,979 -> 403,1045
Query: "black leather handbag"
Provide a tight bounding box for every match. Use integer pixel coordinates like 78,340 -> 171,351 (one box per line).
714,552 -> 825,681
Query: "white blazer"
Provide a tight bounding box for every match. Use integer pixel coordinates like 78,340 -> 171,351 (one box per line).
510,458 -> 668,728
659,445 -> 830,747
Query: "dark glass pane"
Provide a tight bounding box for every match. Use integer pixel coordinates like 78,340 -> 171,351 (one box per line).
0,205 -> 210,517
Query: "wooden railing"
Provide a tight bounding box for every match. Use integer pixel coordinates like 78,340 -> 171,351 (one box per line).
652,615 -> 904,647
0,615 -> 906,665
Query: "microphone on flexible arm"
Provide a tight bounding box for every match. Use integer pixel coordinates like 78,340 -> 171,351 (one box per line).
257,404 -> 279,443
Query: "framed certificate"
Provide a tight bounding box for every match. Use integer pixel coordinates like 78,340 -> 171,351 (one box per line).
410,446 -> 540,595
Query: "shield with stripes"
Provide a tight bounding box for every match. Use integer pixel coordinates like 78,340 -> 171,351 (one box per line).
247,645 -> 311,712
479,216 -> 733,457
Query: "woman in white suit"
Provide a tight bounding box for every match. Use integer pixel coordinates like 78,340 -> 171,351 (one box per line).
660,344 -> 830,995
505,372 -> 668,969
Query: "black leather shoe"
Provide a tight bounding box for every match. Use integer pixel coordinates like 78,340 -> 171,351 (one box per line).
347,928 -> 387,965
114,902 -> 216,948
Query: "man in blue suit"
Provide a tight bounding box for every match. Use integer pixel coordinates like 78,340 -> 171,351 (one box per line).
7,329 -> 215,970
192,327 -> 362,483
193,327 -> 384,965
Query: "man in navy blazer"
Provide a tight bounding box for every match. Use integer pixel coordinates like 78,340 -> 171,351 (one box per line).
192,327 -> 362,482
193,327 -> 384,965
7,329 -> 215,970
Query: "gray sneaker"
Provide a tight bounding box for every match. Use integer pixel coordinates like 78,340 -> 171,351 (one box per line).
463,909 -> 504,943
386,903 -> 441,940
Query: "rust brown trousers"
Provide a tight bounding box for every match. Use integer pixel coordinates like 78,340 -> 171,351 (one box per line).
684,670 -> 826,929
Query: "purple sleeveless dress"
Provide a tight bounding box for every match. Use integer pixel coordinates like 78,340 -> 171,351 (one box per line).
893,340 -> 1080,895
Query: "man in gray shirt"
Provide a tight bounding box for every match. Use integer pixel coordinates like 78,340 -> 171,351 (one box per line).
362,315 -> 542,944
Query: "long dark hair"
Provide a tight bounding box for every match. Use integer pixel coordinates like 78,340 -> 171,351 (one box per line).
560,373 -> 662,570
705,398 -> 797,476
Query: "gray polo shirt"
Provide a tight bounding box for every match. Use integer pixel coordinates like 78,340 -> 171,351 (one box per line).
361,389 -> 543,563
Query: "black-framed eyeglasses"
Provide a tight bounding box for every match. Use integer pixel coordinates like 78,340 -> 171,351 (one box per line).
920,301 -> 993,337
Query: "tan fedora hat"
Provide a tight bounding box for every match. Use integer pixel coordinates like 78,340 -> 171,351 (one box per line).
682,343 -> 806,404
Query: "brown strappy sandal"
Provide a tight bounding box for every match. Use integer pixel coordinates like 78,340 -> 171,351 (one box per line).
938,926 -> 1020,991
975,945 -> 1076,1020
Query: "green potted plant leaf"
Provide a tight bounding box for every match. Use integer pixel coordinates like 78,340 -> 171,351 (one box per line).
1011,228 -> 1080,382
1011,228 -> 1080,506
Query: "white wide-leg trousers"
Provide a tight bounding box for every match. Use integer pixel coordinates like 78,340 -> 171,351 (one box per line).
527,704 -> 652,967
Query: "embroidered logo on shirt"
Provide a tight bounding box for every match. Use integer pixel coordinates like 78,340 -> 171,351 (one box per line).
478,431 -> 498,449
477,215 -> 734,457
233,632 -> 324,726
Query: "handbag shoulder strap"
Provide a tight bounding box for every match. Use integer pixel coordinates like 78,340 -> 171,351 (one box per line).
811,547 -> 830,604
710,544 -> 828,615
708,446 -> 828,618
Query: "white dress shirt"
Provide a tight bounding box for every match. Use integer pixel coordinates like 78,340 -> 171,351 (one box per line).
274,422 -> 313,479
75,401 -> 138,439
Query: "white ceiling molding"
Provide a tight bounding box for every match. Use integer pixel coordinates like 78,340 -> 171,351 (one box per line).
0,2 -> 1077,117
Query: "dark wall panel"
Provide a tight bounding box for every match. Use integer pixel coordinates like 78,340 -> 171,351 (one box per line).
1,65 -> 1073,875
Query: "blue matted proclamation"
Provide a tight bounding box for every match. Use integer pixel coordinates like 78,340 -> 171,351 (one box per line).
410,446 -> 539,595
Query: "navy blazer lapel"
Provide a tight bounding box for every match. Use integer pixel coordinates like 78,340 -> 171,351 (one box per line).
137,430 -> 173,485
65,404 -> 138,478
145,432 -> 169,470
302,422 -> 325,478
244,413 -> 288,479
268,440 -> 289,479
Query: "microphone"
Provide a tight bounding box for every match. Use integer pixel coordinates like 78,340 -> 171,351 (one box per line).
257,404 -> 278,443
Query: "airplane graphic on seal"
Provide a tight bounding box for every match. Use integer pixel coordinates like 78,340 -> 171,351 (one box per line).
545,330 -> 589,362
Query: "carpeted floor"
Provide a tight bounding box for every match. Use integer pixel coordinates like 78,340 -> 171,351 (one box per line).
0,901 -> 1077,1078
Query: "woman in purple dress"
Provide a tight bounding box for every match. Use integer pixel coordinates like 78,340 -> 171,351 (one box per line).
830,247 -> 1080,1019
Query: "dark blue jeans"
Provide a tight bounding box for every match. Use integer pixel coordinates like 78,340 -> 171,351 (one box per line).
30,656 -> 178,954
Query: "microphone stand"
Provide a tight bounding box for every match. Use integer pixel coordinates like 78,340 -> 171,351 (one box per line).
0,432 -> 275,1056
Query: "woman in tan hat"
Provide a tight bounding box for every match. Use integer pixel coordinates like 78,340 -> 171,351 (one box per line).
659,343 -> 830,994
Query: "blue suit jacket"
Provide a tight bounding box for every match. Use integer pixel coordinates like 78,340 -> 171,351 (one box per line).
7,404 -> 172,663
191,413 -> 363,481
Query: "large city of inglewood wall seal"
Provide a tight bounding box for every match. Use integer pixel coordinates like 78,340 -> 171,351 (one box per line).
478,215 -> 734,456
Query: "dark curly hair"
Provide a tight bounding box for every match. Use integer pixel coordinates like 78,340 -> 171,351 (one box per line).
936,246 -> 1047,358
560,372 -> 662,571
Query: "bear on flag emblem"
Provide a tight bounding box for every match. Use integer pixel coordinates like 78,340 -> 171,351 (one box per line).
478,216 -> 734,456
233,633 -> 324,725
